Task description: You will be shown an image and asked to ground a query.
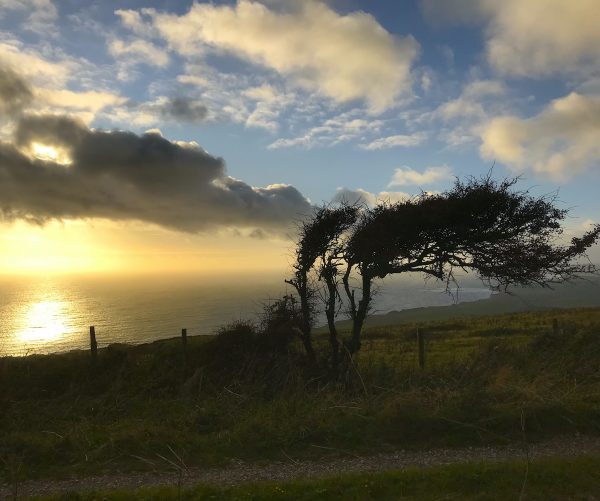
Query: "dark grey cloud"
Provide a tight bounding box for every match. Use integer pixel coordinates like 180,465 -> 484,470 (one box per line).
159,97 -> 209,122
0,66 -> 33,115
127,96 -> 210,123
1,114 -> 311,231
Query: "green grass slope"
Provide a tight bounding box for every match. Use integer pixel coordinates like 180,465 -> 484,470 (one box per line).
1,307 -> 599,483
331,276 -> 600,328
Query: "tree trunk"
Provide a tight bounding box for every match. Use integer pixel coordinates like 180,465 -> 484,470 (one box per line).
288,275 -> 316,364
298,296 -> 316,364
348,272 -> 372,354
300,331 -> 316,364
323,274 -> 340,368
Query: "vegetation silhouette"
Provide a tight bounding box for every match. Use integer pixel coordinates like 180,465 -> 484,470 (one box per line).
287,174 -> 600,364
286,203 -> 359,368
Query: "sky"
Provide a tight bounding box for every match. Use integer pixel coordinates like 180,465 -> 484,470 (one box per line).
0,0 -> 599,274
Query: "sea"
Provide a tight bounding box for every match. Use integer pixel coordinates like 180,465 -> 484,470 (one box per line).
0,272 -> 493,356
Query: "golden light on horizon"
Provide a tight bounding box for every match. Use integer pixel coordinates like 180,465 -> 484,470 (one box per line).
0,219 -> 291,275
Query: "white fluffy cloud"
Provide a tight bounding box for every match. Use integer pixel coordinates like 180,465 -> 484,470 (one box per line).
143,0 -> 419,112
480,92 -> 600,180
388,165 -> 453,187
422,0 -> 600,76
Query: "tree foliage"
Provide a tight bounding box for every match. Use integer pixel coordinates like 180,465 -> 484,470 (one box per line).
288,175 -> 600,361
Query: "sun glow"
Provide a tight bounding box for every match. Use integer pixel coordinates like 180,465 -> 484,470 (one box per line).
16,300 -> 70,343
31,142 -> 72,165
0,219 -> 289,274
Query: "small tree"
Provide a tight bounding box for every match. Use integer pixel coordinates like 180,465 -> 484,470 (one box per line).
286,203 -> 359,364
314,204 -> 359,367
342,176 -> 599,354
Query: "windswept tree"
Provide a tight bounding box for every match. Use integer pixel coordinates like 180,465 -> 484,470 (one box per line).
438,176 -> 599,287
286,203 -> 359,363
315,204 -> 360,366
343,193 -> 451,353
342,176 -> 600,354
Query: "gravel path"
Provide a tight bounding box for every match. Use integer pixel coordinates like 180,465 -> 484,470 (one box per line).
3,435 -> 600,499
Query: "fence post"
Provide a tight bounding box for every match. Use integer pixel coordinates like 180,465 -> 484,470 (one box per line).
417,327 -> 425,370
89,326 -> 97,362
181,328 -> 188,349
180,328 -> 188,377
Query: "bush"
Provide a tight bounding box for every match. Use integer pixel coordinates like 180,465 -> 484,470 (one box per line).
258,295 -> 300,353
205,320 -> 259,369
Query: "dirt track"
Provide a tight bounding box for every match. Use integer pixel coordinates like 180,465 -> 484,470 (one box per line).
3,435 -> 600,499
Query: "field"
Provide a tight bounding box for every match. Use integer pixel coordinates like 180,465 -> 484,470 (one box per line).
1,307 -> 600,497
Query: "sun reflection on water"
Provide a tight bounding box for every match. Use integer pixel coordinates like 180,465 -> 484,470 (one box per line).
17,300 -> 71,344
12,285 -> 81,351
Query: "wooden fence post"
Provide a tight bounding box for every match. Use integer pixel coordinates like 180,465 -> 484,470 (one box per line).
181,328 -> 188,375
417,327 -> 425,370
89,326 -> 97,362
181,328 -> 188,349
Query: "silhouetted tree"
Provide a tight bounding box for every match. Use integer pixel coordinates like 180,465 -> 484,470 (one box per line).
314,204 -> 359,367
286,203 -> 359,364
342,176 -> 600,354
342,194 -> 448,353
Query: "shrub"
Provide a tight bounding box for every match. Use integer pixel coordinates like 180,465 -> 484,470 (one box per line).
258,295 -> 300,353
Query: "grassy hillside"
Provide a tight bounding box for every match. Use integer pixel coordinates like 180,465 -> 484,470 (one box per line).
1,307 -> 600,484
331,276 -> 600,329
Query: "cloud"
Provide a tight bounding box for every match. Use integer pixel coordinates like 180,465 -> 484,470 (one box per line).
0,0 -> 58,35
332,188 -> 411,207
135,96 -> 209,123
268,111 -> 383,149
105,96 -> 210,127
421,0 -> 600,77
360,132 -> 426,150
436,80 -> 506,121
0,61 -> 123,125
175,66 -> 304,132
108,38 -> 170,68
158,97 -> 208,122
114,8 -> 156,36
1,114 -> 312,232
426,79 -> 511,148
36,88 -> 126,117
241,84 -> 290,132
388,165 -> 453,187
480,92 -> 600,180
0,40 -> 74,88
143,0 -> 419,112
0,66 -> 33,115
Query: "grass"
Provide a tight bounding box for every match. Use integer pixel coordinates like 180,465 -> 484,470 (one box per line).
36,456 -> 600,500
1,307 -> 600,483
